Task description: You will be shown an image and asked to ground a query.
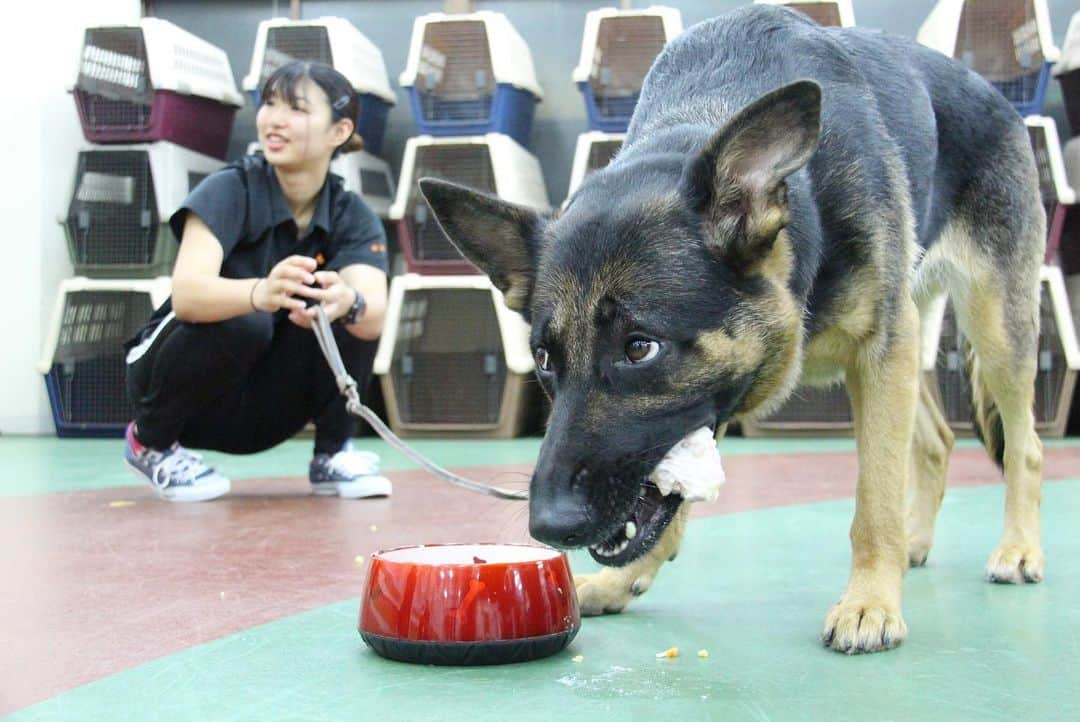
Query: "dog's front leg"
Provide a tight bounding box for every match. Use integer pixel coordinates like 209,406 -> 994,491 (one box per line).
822,299 -> 918,654
574,503 -> 689,615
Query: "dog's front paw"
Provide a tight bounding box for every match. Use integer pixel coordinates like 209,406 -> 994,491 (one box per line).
986,542 -> 1044,584
821,597 -> 907,654
574,569 -> 654,616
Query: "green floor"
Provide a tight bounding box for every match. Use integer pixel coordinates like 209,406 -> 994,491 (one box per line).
6,435 -> 1076,496
9,479 -> 1079,722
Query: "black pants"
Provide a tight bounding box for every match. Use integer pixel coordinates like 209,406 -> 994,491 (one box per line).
126,310 -> 378,455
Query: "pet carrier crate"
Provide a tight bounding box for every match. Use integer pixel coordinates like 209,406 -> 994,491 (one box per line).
245,143 -> 395,219
63,142 -> 224,278
573,7 -> 682,133
1025,116 -> 1076,263
389,134 -> 550,275
334,150 -> 396,220
741,304 -> 943,438
739,385 -> 855,438
923,265 -> 1080,437
399,11 -> 543,146
1054,11 -> 1080,135
38,277 -> 171,438
1064,138 -> 1080,270
72,19 -> 243,159
567,131 -> 625,198
753,0 -> 855,27
243,17 -> 397,156
373,274 -> 538,438
917,0 -> 1060,117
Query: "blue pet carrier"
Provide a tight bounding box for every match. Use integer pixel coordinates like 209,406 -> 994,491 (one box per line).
399,12 -> 542,147
243,17 -> 396,156
573,7 -> 682,132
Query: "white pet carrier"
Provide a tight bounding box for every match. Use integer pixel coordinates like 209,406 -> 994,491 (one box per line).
73,18 -> 243,158
242,17 -> 396,156
373,274 -> 538,438
1053,11 -> 1080,135
742,306 -> 942,438
399,11 -> 543,146
38,277 -> 171,437
1025,116 -> 1076,262
63,142 -> 224,278
917,0 -> 1060,116
754,0 -> 855,27
567,131 -> 626,199
389,134 -> 549,274
923,265 -> 1080,437
573,6 -> 683,132
243,143 -> 396,220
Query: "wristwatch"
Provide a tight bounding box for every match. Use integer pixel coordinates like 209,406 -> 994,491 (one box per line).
338,286 -> 367,325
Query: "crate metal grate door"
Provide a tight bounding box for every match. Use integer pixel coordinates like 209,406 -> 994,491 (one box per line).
260,26 -> 334,87
587,139 -> 623,175
408,145 -> 496,261
77,27 -> 153,131
589,16 -> 666,121
418,21 -> 495,122
757,385 -> 853,426
784,2 -> 845,26
53,291 -> 153,425
66,150 -> 159,267
955,0 -> 1044,107
390,288 -> 507,425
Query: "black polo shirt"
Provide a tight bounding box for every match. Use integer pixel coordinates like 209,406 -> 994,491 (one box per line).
137,154 -> 388,334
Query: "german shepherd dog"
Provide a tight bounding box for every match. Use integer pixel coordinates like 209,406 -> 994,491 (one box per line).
420,5 -> 1045,654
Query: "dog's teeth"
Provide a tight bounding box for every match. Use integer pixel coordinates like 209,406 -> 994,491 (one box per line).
615,540 -> 629,554
591,544 -> 615,557
625,521 -> 637,540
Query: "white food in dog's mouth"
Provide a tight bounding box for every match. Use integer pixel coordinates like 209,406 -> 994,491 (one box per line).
588,427 -> 725,560
648,426 -> 725,503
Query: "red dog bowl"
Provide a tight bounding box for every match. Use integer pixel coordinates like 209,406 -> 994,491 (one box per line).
359,543 -> 580,665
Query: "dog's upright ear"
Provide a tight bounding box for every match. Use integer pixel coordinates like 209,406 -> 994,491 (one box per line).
418,178 -> 546,315
681,80 -> 821,273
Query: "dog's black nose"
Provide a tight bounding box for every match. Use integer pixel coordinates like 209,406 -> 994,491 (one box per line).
529,501 -> 592,549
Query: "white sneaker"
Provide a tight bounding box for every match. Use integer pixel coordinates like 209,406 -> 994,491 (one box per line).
309,448 -> 392,499
124,423 -> 230,502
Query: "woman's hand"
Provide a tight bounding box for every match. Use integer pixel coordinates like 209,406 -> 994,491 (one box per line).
252,256 -> 323,319
288,270 -> 355,329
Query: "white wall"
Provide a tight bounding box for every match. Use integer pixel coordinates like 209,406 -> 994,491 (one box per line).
0,1 -> 140,434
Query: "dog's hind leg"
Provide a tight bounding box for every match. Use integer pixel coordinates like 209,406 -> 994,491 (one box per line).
575,503 -> 689,615
906,368 -> 955,567
954,275 -> 1044,583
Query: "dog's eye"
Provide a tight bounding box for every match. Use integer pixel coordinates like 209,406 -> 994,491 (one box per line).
624,339 -> 660,364
535,347 -> 551,372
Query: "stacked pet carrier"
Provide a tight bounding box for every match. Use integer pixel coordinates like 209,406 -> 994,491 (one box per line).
41,20 -> 239,437
754,0 -> 855,27
564,7 -> 679,209
1055,14 -> 1080,276
243,17 -> 398,221
373,275 -> 537,438
566,131 -> 626,200
917,0 -> 1060,116
375,11 -> 549,437
573,6 -> 682,133
1025,116 -> 1076,262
